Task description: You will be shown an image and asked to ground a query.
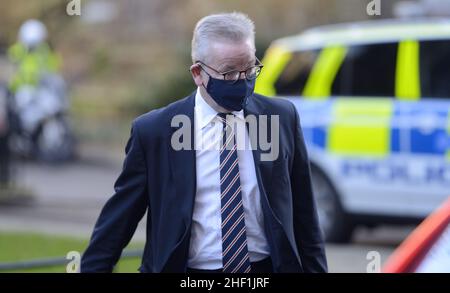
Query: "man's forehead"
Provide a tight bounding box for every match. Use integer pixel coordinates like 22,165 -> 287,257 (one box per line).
208,41 -> 255,70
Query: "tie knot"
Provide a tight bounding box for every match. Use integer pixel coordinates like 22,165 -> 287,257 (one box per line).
217,113 -> 235,141
217,112 -> 235,122
217,112 -> 227,120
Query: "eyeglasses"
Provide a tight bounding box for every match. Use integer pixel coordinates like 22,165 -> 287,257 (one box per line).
195,57 -> 264,84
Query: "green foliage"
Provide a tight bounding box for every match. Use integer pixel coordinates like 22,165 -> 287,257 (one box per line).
127,69 -> 196,116
92,47 -> 112,76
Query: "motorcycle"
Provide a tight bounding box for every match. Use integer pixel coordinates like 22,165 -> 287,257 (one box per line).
8,73 -> 75,163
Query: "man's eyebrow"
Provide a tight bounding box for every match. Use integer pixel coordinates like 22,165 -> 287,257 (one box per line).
219,60 -> 256,72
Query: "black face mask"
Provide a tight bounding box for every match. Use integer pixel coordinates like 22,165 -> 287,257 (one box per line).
203,76 -> 255,112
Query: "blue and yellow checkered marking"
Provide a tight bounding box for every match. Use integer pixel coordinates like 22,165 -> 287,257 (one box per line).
287,98 -> 450,159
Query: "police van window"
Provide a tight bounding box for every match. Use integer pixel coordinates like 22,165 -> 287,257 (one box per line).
420,40 -> 450,99
332,43 -> 397,97
274,50 -> 319,95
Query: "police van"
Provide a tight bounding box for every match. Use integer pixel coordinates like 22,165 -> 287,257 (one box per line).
255,19 -> 450,242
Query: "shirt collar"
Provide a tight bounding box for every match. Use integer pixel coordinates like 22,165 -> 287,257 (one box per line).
194,88 -> 245,130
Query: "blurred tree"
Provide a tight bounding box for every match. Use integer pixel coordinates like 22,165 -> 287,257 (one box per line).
0,0 -> 65,43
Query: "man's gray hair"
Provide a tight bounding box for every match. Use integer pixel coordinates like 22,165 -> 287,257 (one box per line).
191,12 -> 255,63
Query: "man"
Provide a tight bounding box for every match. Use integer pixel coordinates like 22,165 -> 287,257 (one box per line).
81,12 -> 327,273
8,19 -> 60,93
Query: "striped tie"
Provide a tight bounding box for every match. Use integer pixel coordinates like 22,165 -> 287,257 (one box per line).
217,113 -> 251,273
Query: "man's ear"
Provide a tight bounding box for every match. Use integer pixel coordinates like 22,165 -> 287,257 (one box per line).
190,64 -> 204,87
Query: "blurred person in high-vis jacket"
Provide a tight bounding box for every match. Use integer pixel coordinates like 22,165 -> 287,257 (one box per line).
8,19 -> 61,93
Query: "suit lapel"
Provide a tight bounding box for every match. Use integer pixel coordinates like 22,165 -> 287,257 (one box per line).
244,95 -> 284,272
244,95 -> 274,204
168,93 -> 197,228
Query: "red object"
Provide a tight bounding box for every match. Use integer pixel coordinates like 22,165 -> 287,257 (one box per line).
383,197 -> 450,273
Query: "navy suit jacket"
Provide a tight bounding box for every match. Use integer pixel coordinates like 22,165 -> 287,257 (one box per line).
81,92 -> 328,273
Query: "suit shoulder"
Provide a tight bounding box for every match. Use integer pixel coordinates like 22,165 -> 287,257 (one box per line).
132,94 -> 193,135
252,93 -> 296,116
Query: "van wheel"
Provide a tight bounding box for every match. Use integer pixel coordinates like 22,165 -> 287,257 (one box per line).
311,165 -> 354,243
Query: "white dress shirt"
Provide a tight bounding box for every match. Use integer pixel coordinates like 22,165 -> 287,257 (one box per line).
187,89 -> 270,270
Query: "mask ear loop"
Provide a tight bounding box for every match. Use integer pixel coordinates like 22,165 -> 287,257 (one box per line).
199,66 -> 211,91
190,63 -> 209,90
